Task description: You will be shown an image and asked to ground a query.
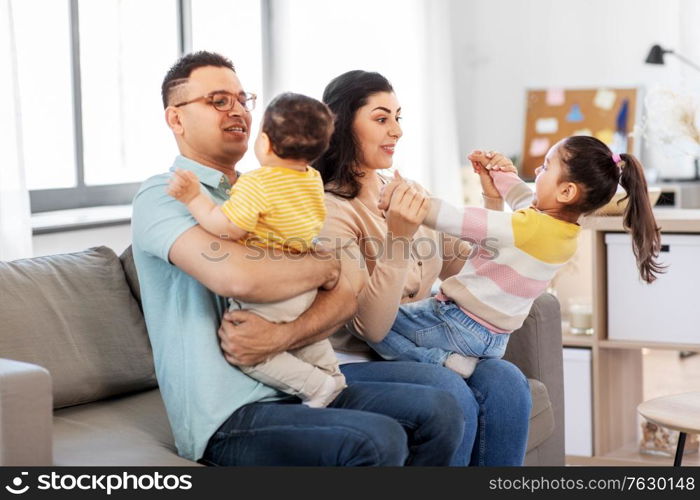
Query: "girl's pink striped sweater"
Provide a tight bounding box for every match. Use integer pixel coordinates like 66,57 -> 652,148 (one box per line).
423,171 -> 580,332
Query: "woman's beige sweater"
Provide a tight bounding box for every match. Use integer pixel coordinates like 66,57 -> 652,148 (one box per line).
320,191 -> 502,355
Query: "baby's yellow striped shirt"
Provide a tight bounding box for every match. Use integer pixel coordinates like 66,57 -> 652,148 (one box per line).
220,166 -> 326,252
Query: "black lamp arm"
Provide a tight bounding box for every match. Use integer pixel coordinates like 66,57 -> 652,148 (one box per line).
672,52 -> 700,73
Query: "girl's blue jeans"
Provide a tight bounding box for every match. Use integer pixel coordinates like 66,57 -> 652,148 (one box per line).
368,297 -> 510,366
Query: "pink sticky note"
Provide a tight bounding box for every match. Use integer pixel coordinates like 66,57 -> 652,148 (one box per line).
529,138 -> 550,157
546,88 -> 565,106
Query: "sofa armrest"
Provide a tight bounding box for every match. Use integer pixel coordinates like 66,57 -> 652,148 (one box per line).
503,293 -> 565,465
0,358 -> 53,465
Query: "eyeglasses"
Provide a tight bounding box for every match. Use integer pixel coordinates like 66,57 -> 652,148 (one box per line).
174,91 -> 257,112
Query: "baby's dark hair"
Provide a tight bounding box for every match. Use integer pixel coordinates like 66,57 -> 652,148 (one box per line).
262,93 -> 334,163
557,135 -> 664,283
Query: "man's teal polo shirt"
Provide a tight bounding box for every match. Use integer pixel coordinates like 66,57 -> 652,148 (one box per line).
131,155 -> 283,461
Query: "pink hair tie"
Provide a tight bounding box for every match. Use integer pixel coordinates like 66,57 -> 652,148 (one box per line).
612,153 -> 622,164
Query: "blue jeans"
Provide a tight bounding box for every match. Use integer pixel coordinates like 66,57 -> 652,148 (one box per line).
342,360 -> 531,466
201,373 -> 464,466
201,360 -> 530,466
368,298 -> 510,366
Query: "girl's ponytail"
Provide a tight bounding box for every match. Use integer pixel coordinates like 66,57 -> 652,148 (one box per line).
618,153 -> 664,283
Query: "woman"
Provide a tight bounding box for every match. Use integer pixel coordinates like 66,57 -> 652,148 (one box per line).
315,70 -> 532,466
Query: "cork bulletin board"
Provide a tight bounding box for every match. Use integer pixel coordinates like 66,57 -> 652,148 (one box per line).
521,88 -> 638,179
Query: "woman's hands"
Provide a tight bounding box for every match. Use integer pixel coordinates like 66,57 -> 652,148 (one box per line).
377,171 -> 430,240
468,150 -> 518,199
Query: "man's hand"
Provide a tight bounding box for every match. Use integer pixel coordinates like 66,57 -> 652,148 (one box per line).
218,310 -> 291,366
321,271 -> 340,290
218,272 -> 357,366
312,242 -> 341,290
167,168 -> 202,205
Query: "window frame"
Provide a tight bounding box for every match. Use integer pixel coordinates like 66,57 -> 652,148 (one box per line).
29,0 -> 193,213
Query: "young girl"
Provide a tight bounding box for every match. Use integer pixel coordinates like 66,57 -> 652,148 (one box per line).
167,92 -> 346,408
372,135 -> 663,378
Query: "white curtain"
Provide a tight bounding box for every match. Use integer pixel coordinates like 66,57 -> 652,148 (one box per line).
268,0 -> 464,204
0,0 -> 33,260
421,1 -> 463,204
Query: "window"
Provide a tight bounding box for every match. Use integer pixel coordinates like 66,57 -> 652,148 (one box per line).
13,0 -> 77,191
12,0 -> 180,212
13,0 -> 264,213
79,0 -> 179,186
13,0 -> 441,212
190,0 -> 264,173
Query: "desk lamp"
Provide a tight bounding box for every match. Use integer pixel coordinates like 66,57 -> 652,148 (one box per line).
645,44 -> 700,181
645,44 -> 700,73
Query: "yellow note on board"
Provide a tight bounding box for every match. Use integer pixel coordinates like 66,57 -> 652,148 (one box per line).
595,129 -> 614,145
594,89 -> 617,110
573,129 -> 593,136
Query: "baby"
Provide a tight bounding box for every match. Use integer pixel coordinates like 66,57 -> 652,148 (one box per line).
167,92 -> 345,407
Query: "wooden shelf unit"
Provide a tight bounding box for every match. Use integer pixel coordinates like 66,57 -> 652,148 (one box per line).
562,333 -> 594,348
563,210 -> 700,466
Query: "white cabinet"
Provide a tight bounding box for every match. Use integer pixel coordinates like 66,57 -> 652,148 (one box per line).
563,347 -> 593,457
607,233 -> 700,344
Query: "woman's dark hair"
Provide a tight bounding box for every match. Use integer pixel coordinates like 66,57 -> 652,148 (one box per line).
558,135 -> 664,283
262,92 -> 334,163
161,51 -> 235,108
313,70 -> 394,198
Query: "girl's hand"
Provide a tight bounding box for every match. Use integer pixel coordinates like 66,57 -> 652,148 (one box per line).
167,168 -> 202,204
467,150 -> 518,199
468,150 -> 517,173
471,158 -> 500,199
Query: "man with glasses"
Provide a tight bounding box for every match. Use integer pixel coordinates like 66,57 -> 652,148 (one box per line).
131,51 -> 463,466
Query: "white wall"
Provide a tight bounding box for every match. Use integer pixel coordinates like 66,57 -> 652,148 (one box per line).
21,2 -> 700,259
32,224 -> 131,258
447,0 -> 697,311
449,0 -> 685,162
269,0 -> 429,187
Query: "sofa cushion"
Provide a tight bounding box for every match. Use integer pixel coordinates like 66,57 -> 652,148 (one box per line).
526,378 -> 555,452
119,245 -> 142,308
53,389 -> 197,466
0,246 -> 156,408
505,293 -> 565,465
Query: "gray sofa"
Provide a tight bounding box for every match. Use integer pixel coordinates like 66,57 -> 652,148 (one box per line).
0,246 -> 564,466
